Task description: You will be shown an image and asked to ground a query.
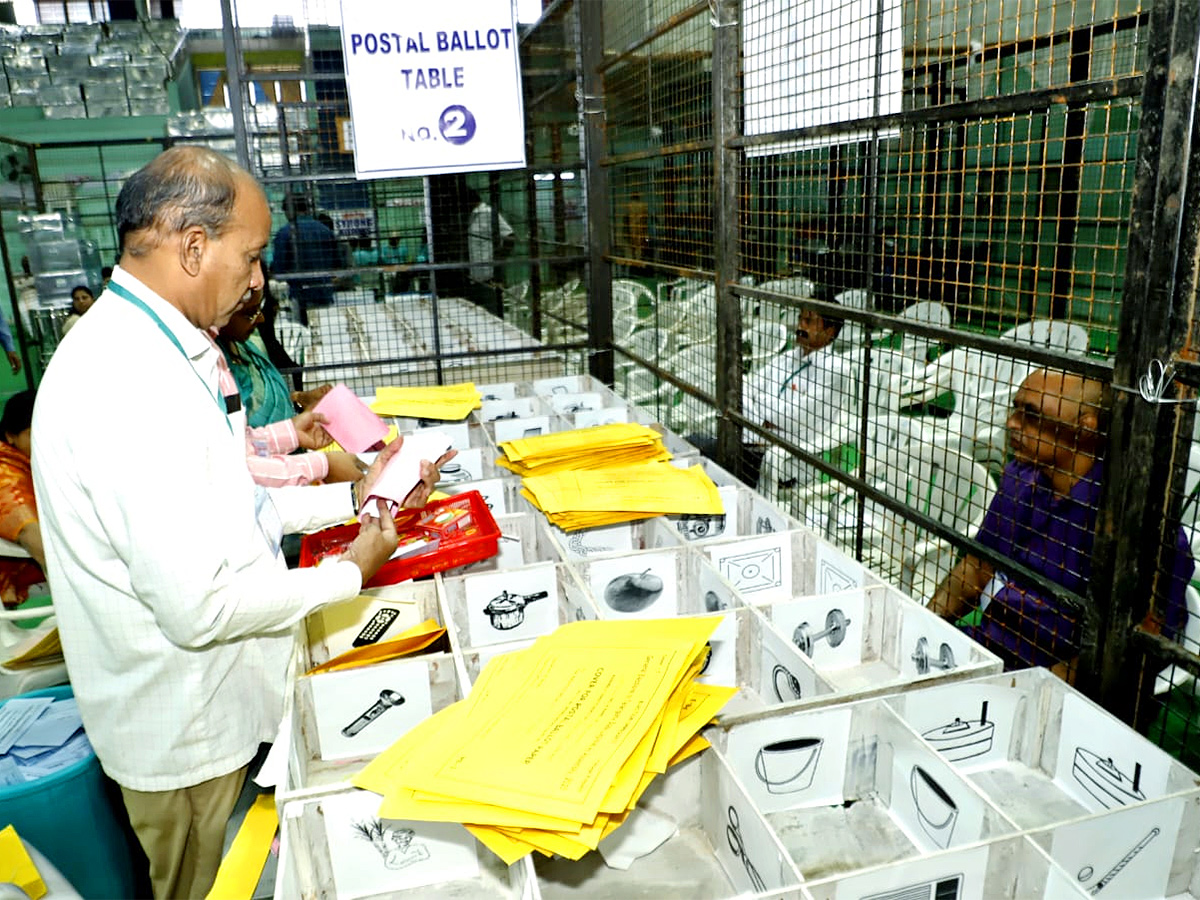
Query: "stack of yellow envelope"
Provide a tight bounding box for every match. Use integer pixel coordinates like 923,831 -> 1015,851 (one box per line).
370,382 -> 482,419
495,422 -> 672,477
520,461 -> 724,530
352,617 -> 735,865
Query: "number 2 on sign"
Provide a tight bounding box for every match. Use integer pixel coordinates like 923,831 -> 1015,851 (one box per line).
439,105 -> 477,145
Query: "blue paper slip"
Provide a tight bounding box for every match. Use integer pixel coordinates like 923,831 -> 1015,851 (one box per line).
0,697 -> 54,754
17,731 -> 91,779
0,755 -> 23,786
14,700 -> 82,750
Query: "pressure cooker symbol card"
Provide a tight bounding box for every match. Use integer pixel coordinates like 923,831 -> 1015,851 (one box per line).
463,563 -> 560,647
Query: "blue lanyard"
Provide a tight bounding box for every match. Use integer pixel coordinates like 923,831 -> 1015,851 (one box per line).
108,280 -> 233,435
778,358 -> 814,397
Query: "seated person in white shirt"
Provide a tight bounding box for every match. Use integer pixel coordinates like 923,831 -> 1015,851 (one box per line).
744,302 -> 849,438
691,298 -> 849,486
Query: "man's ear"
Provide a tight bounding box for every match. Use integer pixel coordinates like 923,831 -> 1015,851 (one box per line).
180,226 -> 207,276
1079,407 -> 1100,441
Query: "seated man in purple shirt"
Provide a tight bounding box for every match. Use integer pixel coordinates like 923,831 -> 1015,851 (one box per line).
930,368 -> 1192,675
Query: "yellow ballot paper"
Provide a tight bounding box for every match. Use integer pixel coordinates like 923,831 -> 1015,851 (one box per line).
371,382 -> 482,419
305,619 -> 446,674
205,794 -> 277,900
496,422 -> 671,477
354,617 -> 733,865
521,462 -> 722,530
0,825 -> 46,900
1,626 -> 63,670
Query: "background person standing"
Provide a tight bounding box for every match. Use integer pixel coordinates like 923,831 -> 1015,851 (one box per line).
271,193 -> 340,324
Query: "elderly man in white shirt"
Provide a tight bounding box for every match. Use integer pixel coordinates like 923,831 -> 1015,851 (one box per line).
32,147 -> 442,900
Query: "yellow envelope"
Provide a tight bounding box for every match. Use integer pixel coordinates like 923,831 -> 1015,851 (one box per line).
305,619 -> 446,674
2,627 -> 62,670
371,382 -> 482,419
0,826 -> 46,900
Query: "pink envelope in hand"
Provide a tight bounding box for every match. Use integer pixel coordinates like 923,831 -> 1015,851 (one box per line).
312,384 -> 389,453
360,430 -> 454,522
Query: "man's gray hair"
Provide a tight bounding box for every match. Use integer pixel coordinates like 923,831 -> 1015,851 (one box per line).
116,146 -> 246,257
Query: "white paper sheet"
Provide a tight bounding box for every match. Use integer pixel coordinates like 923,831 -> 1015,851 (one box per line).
309,659 -> 435,762
322,790 -> 481,899
13,699 -> 83,749
599,807 -> 678,870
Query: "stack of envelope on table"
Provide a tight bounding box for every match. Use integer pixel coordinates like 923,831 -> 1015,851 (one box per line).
352,617 -> 735,864
370,382 -> 482,420
495,423 -> 671,477
520,461 -> 724,530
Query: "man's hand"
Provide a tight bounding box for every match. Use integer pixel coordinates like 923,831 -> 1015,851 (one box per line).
324,451 -> 368,484
6,351 -> 20,375
342,499 -> 399,583
402,448 -> 457,509
929,554 -> 994,623
291,384 -> 333,412
356,438 -> 403,504
292,411 -> 333,450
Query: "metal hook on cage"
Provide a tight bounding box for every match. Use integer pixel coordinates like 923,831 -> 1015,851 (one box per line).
575,86 -> 605,118
709,0 -> 737,28
1112,357 -> 1198,406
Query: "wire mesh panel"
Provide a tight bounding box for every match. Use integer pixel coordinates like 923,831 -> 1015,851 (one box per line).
0,138 -> 172,381
721,0 -> 1171,694
1136,374 -> 1200,770
213,5 -> 591,390
600,3 -> 717,450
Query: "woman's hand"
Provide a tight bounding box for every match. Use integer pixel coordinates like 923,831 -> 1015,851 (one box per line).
292,411 -> 333,450
291,384 -> 333,412
324,451 -> 368,483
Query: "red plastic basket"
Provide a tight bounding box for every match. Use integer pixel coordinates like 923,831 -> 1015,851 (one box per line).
299,490 -> 500,587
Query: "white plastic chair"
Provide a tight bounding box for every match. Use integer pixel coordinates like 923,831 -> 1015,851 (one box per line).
615,326 -> 672,401
756,276 -> 817,299
1154,585 -> 1200,696
1000,319 -> 1089,354
752,278 -> 818,331
741,320 -> 790,370
612,279 -> 655,343
831,289 -> 873,352
819,442 -> 996,599
856,347 -> 925,417
667,284 -> 716,349
894,300 -> 952,362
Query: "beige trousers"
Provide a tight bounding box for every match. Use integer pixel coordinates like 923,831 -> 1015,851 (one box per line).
120,765 -> 248,900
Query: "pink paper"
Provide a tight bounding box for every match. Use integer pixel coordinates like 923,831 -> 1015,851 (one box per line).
313,385 -> 389,454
